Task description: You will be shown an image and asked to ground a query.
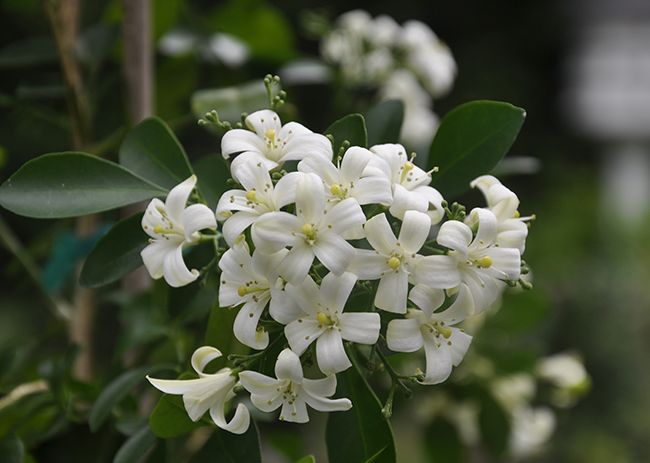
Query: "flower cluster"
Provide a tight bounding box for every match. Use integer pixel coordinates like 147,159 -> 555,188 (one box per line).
142,108 -> 530,434
321,10 -> 457,148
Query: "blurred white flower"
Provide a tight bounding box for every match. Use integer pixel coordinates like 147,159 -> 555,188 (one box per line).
509,406 -> 556,458
204,33 -> 249,67
536,352 -> 590,407
147,346 -> 250,434
141,175 -> 216,287
239,348 -> 352,423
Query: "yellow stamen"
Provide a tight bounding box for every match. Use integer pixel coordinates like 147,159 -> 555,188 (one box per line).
330,183 -> 345,198
400,161 -> 414,183
436,323 -> 453,339
265,128 -> 276,146
475,256 -> 493,268
153,225 -> 164,234
300,223 -> 317,241
316,312 -> 332,326
246,190 -> 257,202
237,286 -> 248,297
513,210 -> 520,218
388,256 -> 401,270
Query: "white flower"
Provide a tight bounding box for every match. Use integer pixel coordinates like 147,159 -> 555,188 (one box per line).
218,240 -> 287,350
147,346 -> 250,434
386,284 -> 474,384
536,353 -> 589,407
216,160 -> 301,245
509,406 -> 556,458
141,175 -> 216,287
239,348 -> 352,423
418,208 -> 521,311
298,146 -> 392,206
252,173 -> 366,284
470,175 -> 530,253
221,109 -> 332,176
284,272 -> 380,374
367,143 -> 444,223
350,211 -> 431,313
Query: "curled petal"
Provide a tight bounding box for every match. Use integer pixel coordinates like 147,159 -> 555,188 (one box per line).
191,346 -> 223,375
316,329 -> 351,374
142,198 -> 167,238
448,329 -> 472,366
163,244 -> 198,287
303,392 -> 352,413
165,175 -> 196,223
210,401 -> 250,435
222,212 -> 257,246
421,336 -> 453,385
234,298 -> 270,350
182,204 -> 216,240
141,239 -> 178,280
467,208 -> 498,250
436,220 -> 472,255
221,129 -> 266,158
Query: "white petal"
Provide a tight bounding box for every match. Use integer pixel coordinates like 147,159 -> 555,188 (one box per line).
234,299 -> 269,350
239,371 -> 281,396
316,329 -> 351,374
323,198 -> 366,235
285,276 -> 321,316
275,348 -> 304,383
375,270 -> 409,313
313,232 -> 354,275
298,155 -> 339,185
142,198 -> 167,238
230,151 -> 278,180
141,239 -> 178,279
448,329 -> 472,366
370,143 -> 407,180
421,336 -> 453,385
471,175 -> 519,221
398,210 -> 431,254
163,244 -> 198,287
364,213 -> 397,255
303,391 -> 352,412
146,375 -> 211,396
413,185 -> 445,225
464,270 -> 502,312
414,255 -> 461,289
408,285 -> 445,316
216,190 -> 253,219
340,146 -> 373,181
302,376 -> 337,397
182,204 -> 216,240
386,318 -> 424,352
252,212 -> 299,253
285,318 -> 324,355
348,249 -> 386,280
296,173 -> 325,224
272,172 -> 302,208
221,128 -> 265,157
485,247 -> 521,280
436,284 -> 474,325
165,175 -> 196,223
210,401 -> 250,434
353,176 -> 392,205
245,109 -> 282,137
280,242 -> 315,284
320,272 -> 356,312
339,313 -> 380,344
436,220 -> 472,255
269,287 -> 305,324
283,133 -> 333,162
249,390 -> 284,413
191,346 -> 223,374
251,248 -> 288,281
222,213 -> 257,246
279,396 -> 309,423
389,184 -> 428,220
497,220 -> 528,254
467,208 -> 498,250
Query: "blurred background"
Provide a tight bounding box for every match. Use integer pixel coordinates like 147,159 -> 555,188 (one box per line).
1,0 -> 649,462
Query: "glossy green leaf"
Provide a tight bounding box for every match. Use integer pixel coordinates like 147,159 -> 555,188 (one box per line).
326,347 -> 395,463
325,114 -> 368,154
0,434 -> 24,463
80,213 -> 148,288
365,100 -> 404,146
89,364 -> 172,432
427,100 -> 526,197
119,117 -> 193,190
0,152 -> 167,218
424,417 -> 464,463
190,424 -> 261,463
149,393 -> 205,438
478,391 -> 511,457
193,155 -> 230,210
114,425 -> 157,463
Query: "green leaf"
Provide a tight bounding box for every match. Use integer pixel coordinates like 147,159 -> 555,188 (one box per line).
424,417 -> 464,463
0,434 -> 24,463
149,393 -> 204,438
364,100 -> 404,146
326,347 -> 396,463
193,155 -> 230,210
478,391 -> 511,457
190,424 -> 261,463
89,365 -> 172,432
295,456 -> 316,463
114,425 -> 158,463
0,152 -> 167,218
80,213 -> 148,288
325,114 -> 368,153
119,117 -> 193,190
427,100 -> 526,197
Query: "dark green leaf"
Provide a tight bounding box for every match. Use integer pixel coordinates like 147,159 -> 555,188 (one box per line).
478,391 -> 511,457
365,100 -> 404,146
295,456 -> 316,463
204,306 -> 249,371
325,114 -> 368,153
119,117 -> 193,190
424,417 -> 464,463
114,425 -> 157,463
326,347 -> 395,463
0,152 -> 167,218
80,213 -> 148,288
89,365 -> 172,432
0,434 -> 24,463
149,393 -> 204,438
191,424 -> 261,463
193,155 -> 230,210
427,100 -> 526,197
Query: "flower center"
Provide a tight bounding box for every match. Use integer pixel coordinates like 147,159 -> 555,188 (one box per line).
300,223 -> 318,242
329,183 -> 348,199
424,321 -> 453,339
246,190 -> 257,202
236,281 -> 268,300
264,128 -> 277,149
400,161 -> 414,184
474,256 -> 493,268
316,311 -> 335,327
387,256 -> 401,270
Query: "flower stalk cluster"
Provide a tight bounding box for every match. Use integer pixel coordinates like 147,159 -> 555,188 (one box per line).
142,107 -> 532,433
